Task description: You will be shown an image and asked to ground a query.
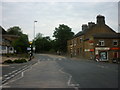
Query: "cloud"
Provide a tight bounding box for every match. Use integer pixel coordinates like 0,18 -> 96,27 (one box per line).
1,2 -> 118,40
2,0 -> 120,2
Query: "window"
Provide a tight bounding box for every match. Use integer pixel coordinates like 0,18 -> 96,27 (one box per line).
80,38 -> 82,43
99,40 -> 105,46
9,47 -> 13,50
74,40 -> 76,46
72,40 -> 74,45
80,48 -> 82,53
74,49 -> 76,55
2,46 -> 7,50
113,40 -> 118,46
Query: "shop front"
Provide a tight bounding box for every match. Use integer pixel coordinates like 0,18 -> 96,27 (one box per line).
95,47 -> 110,61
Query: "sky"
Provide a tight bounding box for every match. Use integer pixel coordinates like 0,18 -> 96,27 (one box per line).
0,0 -> 119,41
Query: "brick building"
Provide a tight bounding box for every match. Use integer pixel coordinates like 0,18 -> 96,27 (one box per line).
67,15 -> 120,62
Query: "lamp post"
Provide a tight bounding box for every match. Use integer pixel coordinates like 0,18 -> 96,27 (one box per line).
33,20 -> 37,52
34,20 -> 37,39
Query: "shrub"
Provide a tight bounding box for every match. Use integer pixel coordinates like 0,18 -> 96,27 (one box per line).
20,59 -> 27,62
13,59 -> 27,63
4,59 -> 13,64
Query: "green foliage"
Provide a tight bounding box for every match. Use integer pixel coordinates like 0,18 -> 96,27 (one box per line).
4,59 -> 13,64
7,26 -> 29,53
4,59 -> 27,64
53,24 -> 74,53
13,59 -> 27,63
12,34 -> 29,53
34,33 -> 52,53
7,26 -> 22,35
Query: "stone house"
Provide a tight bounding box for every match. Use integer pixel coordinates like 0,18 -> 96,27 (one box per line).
67,15 -> 120,62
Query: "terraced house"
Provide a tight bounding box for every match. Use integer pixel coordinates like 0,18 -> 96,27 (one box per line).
67,15 -> 120,62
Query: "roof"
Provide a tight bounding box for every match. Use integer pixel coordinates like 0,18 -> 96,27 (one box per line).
73,24 -> 95,38
92,33 -> 120,39
72,23 -> 116,39
0,26 -> 7,34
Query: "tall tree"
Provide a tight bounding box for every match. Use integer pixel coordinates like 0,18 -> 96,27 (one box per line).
7,26 -> 22,36
34,33 -> 52,53
7,26 -> 29,53
12,34 -> 29,53
53,24 -> 74,53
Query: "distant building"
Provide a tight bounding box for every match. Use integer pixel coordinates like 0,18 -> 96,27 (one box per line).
67,15 -> 120,62
0,26 -> 19,54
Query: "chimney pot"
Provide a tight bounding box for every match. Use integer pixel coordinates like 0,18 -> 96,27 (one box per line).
96,15 -> 105,25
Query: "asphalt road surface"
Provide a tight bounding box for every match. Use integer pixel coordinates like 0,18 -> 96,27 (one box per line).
1,54 -> 118,89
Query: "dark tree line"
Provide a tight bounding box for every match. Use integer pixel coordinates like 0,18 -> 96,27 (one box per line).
34,33 -> 52,53
8,24 -> 74,54
34,24 -> 74,54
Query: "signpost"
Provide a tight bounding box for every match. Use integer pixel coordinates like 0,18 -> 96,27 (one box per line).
28,41 -> 33,61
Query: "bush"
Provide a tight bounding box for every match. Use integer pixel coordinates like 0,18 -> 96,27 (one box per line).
4,59 -> 13,64
13,59 -> 27,63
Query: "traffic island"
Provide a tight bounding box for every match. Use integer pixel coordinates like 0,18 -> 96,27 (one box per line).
1,53 -> 30,64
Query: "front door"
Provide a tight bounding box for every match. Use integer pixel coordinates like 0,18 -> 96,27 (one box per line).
99,51 -> 108,61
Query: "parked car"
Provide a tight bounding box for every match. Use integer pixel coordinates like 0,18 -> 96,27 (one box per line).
112,58 -> 120,63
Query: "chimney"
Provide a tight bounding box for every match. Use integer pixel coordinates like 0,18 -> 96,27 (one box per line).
82,24 -> 88,31
96,15 -> 105,25
88,22 -> 95,28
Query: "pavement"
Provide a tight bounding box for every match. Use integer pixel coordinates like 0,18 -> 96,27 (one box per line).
1,54 -> 119,89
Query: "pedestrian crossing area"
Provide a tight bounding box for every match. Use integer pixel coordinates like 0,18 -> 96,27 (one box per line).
39,58 -> 65,61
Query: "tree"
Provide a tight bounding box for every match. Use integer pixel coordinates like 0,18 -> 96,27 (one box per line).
12,34 -> 29,53
7,26 -> 22,36
34,33 -> 52,53
7,26 -> 29,53
53,24 -> 74,53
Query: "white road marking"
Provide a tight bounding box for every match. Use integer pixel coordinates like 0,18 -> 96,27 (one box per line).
2,61 -> 39,86
59,68 -> 80,89
0,77 -> 2,80
0,85 -> 10,88
4,75 -> 8,77
59,58 -> 62,60
11,75 -> 15,77
8,73 -> 12,75
97,65 -> 105,68
11,67 -> 15,68
23,65 -> 27,68
6,77 -> 10,80
12,70 -> 18,73
47,59 -> 50,61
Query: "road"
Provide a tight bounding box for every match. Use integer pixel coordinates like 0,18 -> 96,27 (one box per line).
1,54 -> 118,89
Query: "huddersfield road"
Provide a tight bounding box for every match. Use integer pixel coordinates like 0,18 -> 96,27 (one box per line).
2,54 -> 118,89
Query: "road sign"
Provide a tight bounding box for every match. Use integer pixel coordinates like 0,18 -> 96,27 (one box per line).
27,47 -> 31,50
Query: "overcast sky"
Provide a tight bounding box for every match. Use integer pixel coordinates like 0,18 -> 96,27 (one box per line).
1,0 -> 119,40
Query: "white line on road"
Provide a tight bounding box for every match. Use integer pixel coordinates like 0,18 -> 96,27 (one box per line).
2,61 -> 39,86
8,73 -> 12,75
6,77 -> 11,80
12,70 -> 18,73
0,77 -> 2,80
97,65 -> 105,68
4,75 -> 8,77
59,58 -> 62,60
59,68 -> 79,89
11,67 -> 15,68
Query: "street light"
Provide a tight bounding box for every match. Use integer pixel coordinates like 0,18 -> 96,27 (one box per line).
33,20 -> 37,52
34,20 -> 37,39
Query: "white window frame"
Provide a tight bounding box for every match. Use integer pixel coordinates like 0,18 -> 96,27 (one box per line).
99,40 -> 105,46
80,38 -> 82,43
113,40 -> 118,46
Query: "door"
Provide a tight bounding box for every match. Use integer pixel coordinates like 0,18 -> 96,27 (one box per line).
99,51 -> 108,61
